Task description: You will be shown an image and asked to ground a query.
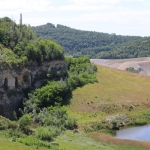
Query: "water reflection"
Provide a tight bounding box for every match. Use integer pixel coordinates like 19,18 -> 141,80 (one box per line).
115,125 -> 150,141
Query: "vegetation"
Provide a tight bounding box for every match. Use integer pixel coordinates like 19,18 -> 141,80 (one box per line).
0,56 -> 98,149
23,56 -> 97,107
126,67 -> 142,73
1,17 -> 150,150
0,17 -> 64,67
31,23 -> 150,59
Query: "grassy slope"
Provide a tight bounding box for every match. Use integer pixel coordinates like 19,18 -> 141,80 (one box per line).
64,65 -> 150,122
60,65 -> 150,149
1,65 -> 150,150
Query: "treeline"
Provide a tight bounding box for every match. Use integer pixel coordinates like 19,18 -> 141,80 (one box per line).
32,23 -> 148,59
97,37 -> 150,59
0,17 -> 64,66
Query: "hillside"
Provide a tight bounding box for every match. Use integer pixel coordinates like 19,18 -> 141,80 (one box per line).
98,38 -> 150,59
54,64 -> 150,149
1,64 -> 150,149
32,23 -> 144,58
65,64 -> 150,122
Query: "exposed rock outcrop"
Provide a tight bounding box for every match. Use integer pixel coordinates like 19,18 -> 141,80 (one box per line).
0,60 -> 67,119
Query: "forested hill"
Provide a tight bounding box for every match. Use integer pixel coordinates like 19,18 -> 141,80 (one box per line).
32,23 -> 148,59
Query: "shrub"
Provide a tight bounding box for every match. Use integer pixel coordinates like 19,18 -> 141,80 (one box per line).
18,114 -> 32,128
135,119 -> 147,126
18,136 -> 52,149
35,127 -> 53,141
0,119 -> 9,130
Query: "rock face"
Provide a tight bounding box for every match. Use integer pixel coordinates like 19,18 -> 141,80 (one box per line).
0,60 -> 67,119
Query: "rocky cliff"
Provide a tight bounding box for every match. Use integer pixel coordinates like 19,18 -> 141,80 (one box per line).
0,60 -> 67,119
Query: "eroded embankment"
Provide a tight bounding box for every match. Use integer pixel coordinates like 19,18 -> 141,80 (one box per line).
91,57 -> 150,76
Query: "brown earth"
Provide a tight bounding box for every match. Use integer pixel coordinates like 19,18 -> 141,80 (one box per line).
91,133 -> 150,149
91,57 -> 150,76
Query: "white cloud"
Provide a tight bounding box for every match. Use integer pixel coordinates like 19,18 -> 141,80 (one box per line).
0,0 -> 52,12
59,4 -> 110,11
64,9 -> 150,24
68,0 -> 122,5
0,0 -> 150,36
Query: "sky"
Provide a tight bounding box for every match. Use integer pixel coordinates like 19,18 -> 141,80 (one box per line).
0,0 -> 150,36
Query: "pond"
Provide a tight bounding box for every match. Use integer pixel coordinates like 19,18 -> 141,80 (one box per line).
115,125 -> 150,141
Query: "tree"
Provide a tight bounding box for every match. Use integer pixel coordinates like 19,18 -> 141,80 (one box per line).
18,114 -> 32,132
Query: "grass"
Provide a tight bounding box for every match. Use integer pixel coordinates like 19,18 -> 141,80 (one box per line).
64,65 -> 150,123
60,64 -> 150,149
0,137 -> 50,150
56,131 -> 149,150
91,132 -> 150,150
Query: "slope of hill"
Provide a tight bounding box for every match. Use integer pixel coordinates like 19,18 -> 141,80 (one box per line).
32,23 -> 144,58
60,64 -> 150,149
65,64 -> 150,123
97,38 -> 150,59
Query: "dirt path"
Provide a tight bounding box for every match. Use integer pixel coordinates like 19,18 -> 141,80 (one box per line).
91,57 -> 150,76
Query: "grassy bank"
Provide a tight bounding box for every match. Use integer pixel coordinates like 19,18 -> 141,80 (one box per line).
64,65 -> 150,123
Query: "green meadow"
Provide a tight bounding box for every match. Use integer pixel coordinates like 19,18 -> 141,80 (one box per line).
64,65 -> 150,123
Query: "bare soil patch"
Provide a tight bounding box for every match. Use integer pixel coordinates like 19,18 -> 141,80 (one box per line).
91,57 -> 150,76
91,132 -> 150,149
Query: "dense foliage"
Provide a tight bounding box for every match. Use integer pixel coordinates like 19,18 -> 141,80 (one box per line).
32,23 -> 149,59
0,17 -> 64,66
25,56 -> 97,108
97,37 -> 150,59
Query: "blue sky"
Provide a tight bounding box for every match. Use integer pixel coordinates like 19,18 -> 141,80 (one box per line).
0,0 -> 150,36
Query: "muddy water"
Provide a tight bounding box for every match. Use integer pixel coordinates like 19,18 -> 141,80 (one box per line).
115,125 -> 150,141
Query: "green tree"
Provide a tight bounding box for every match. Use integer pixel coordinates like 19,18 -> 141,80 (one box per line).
18,114 -> 32,130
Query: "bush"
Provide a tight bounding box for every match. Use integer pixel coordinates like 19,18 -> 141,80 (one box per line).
35,127 -> 53,141
18,136 -> 52,149
0,119 -> 9,130
135,119 -> 147,126
18,114 -> 32,134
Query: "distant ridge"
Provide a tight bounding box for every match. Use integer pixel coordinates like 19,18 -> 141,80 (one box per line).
32,23 -> 150,59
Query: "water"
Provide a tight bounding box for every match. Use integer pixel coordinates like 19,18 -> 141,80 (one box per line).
115,125 -> 150,141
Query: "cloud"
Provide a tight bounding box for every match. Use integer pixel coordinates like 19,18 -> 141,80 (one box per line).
0,0 -> 53,12
64,9 -> 150,24
0,0 -> 150,36
68,0 -> 122,5
59,4 -> 110,11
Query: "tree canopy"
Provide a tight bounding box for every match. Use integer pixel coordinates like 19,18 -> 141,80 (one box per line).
0,17 -> 64,66
32,23 -> 150,59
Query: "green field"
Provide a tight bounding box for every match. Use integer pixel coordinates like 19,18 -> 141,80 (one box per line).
64,65 -> 150,122
61,64 -> 150,149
